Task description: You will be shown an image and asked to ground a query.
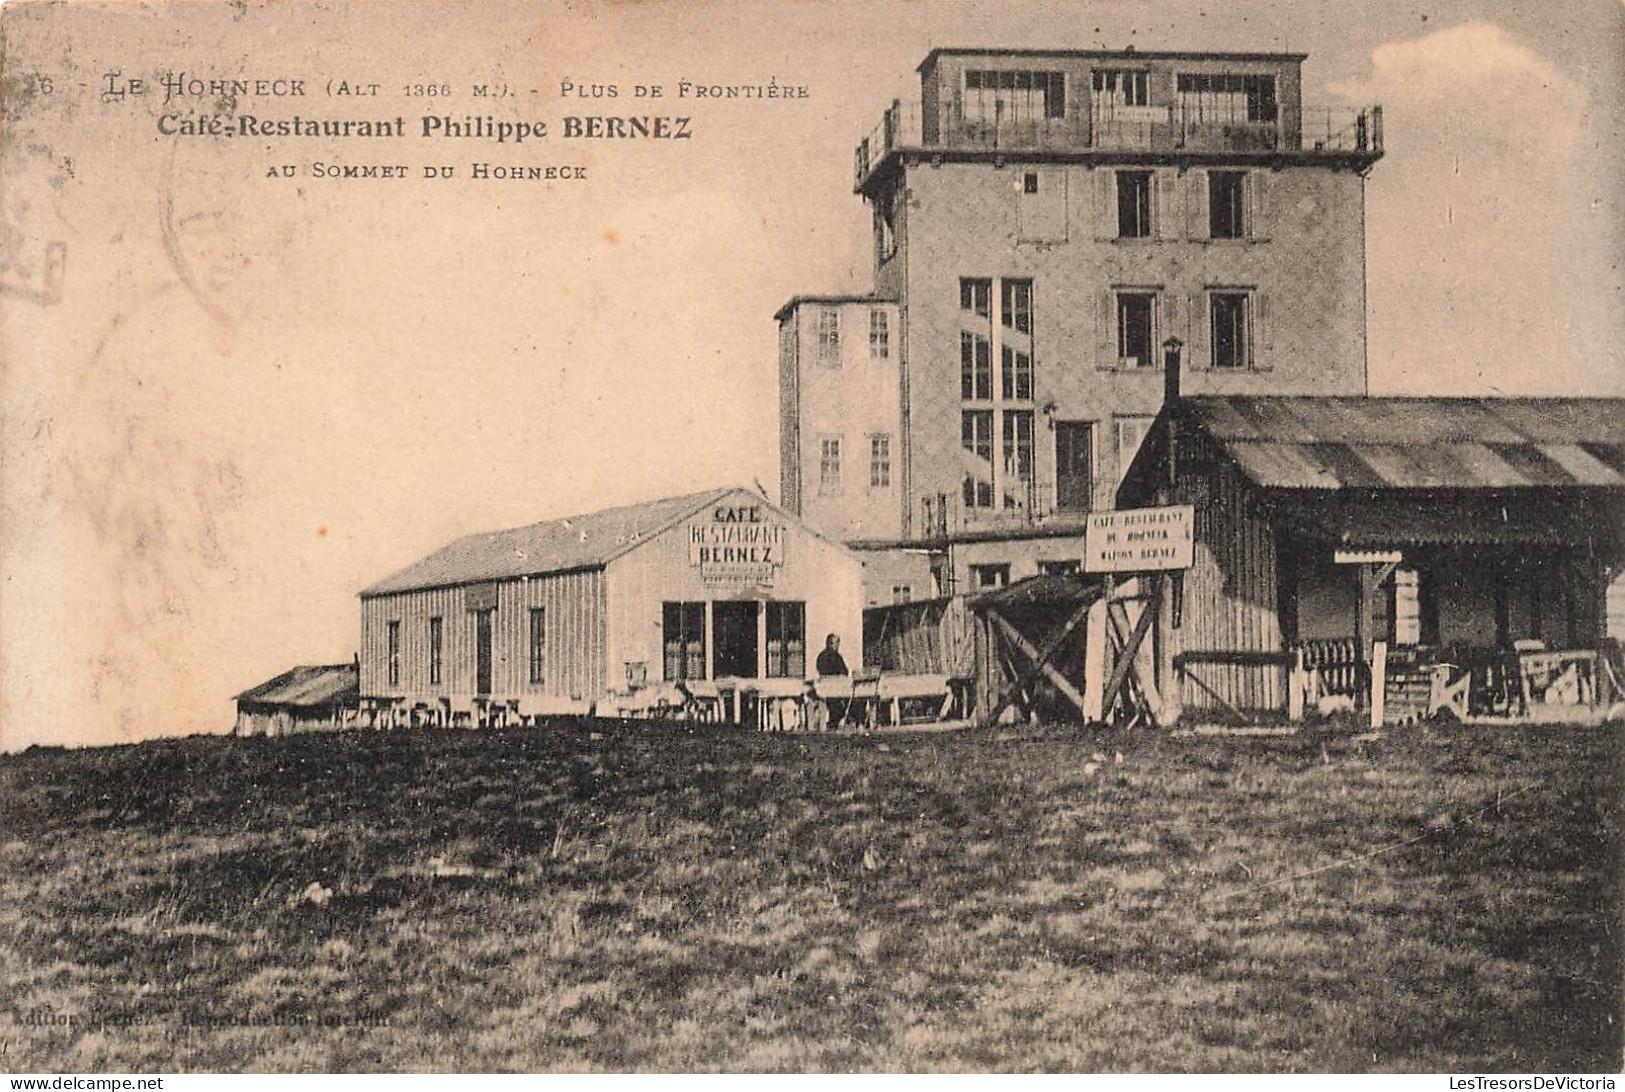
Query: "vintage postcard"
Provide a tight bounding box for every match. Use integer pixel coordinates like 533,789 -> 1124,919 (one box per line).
0,0 -> 1620,1075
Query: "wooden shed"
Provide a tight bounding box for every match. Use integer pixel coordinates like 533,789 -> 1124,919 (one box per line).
358,488 -> 866,725
1119,395 -> 1625,720
233,663 -> 359,736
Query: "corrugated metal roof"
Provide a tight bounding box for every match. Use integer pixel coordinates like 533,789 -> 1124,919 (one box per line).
1185,396 -> 1625,491
361,488 -> 740,596
235,663 -> 358,707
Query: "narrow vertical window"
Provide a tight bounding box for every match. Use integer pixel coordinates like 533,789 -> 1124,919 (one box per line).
1003,411 -> 1035,501
766,601 -> 806,678
1001,279 -> 1032,334
387,620 -> 401,687
959,277 -> 991,317
869,433 -> 891,488
869,308 -> 890,359
960,333 -> 993,400
817,309 -> 840,366
1210,292 -> 1250,369
1116,170 -> 1152,238
528,607 -> 545,684
1209,171 -> 1247,239
819,437 -> 842,493
663,602 -> 707,680
428,616 -> 443,686
1116,292 -> 1156,368
961,411 -> 995,509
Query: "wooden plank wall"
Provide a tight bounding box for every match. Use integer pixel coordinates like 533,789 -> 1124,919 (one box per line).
1175,434 -> 1284,711
360,569 -> 607,702
863,596 -> 975,674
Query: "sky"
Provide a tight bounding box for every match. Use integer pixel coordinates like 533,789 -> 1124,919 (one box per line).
0,0 -> 1620,751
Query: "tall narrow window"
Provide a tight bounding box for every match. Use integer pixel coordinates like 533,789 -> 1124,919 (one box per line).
662,602 -> 706,680
1117,170 -> 1152,238
1116,292 -> 1156,368
1092,69 -> 1149,108
869,434 -> 891,488
765,602 -> 806,678
387,621 -> 401,687
816,309 -> 840,366
1115,416 -> 1155,486
959,278 -> 991,317
1210,292 -> 1250,369
819,437 -> 841,493
1209,171 -> 1246,239
869,308 -> 890,359
961,333 -> 992,400
1001,345 -> 1033,400
1003,411 -> 1035,507
962,411 -> 994,509
528,607 -> 545,684
1001,279 -> 1032,334
428,616 -> 443,686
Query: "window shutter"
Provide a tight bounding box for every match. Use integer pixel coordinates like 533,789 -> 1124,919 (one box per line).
1153,169 -> 1176,240
1254,291 -> 1274,371
1188,292 -> 1208,369
1096,290 -> 1114,367
1249,171 -> 1271,241
1187,169 -> 1209,241
1093,170 -> 1116,240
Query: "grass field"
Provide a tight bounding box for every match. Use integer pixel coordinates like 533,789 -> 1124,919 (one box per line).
1,718 -> 1619,1072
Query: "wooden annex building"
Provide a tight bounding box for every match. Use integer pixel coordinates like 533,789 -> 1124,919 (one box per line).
233,662 -> 360,737
1118,395 -> 1625,721
357,488 -> 865,726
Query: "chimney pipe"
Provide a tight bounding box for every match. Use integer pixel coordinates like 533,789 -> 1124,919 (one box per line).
1161,336 -> 1183,495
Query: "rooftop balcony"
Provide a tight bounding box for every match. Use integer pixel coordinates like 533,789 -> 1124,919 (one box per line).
854,98 -> 1382,192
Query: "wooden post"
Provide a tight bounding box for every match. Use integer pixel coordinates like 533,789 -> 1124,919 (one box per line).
1083,595 -> 1107,722
1287,646 -> 1305,721
1156,572 -> 1182,726
1370,640 -> 1387,729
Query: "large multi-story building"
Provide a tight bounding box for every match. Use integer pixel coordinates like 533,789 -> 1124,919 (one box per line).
778,47 -> 1383,600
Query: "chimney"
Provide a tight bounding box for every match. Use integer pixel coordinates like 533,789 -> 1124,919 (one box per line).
1160,337 -> 1184,497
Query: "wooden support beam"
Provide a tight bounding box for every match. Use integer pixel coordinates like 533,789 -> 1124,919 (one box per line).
987,610 -> 1091,719
981,597 -> 1095,725
1102,590 -> 1160,718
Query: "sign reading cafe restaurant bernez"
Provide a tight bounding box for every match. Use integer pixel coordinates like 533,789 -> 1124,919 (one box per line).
689,503 -> 786,585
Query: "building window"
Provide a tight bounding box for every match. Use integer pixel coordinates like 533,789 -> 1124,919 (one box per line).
765,601 -> 806,678
962,410 -> 995,509
428,616 -> 443,686
891,584 -> 913,604
1000,346 -> 1033,401
1039,559 -> 1081,576
970,563 -> 1010,590
964,70 -> 1066,124
1003,411 -> 1035,504
1177,73 -> 1277,124
1116,292 -> 1156,368
387,620 -> 401,687
869,308 -> 890,359
819,437 -> 841,493
1055,421 -> 1094,512
662,602 -> 706,680
1209,171 -> 1246,239
817,309 -> 840,366
1115,416 -> 1156,486
1001,279 -> 1032,334
528,607 -> 545,684
1210,292 -> 1251,369
960,277 -> 991,317
1023,171 -> 1039,194
1092,69 -> 1149,108
1117,170 -> 1152,238
869,433 -> 891,488
960,332 -> 992,400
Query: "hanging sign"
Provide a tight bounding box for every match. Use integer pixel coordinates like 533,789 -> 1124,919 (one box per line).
1084,505 -> 1194,573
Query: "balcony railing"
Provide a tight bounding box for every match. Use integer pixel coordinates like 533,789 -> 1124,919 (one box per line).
917,480 -> 1097,542
855,98 -> 1382,190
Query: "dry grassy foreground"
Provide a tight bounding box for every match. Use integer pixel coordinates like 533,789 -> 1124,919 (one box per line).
1,718 -> 1619,1072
